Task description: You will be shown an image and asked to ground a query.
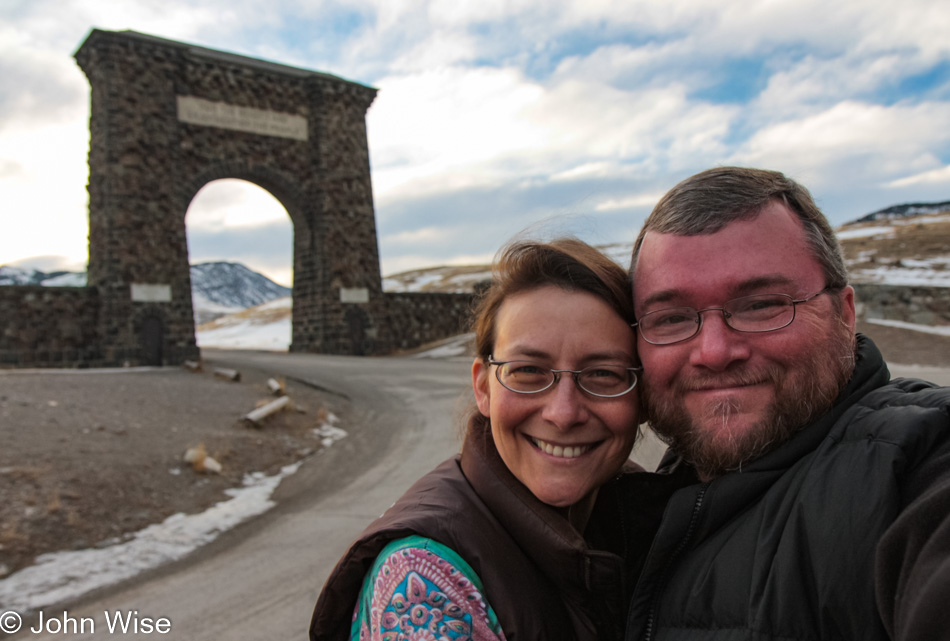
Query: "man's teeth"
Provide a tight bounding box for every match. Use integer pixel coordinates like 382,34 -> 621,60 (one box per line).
532,438 -> 590,458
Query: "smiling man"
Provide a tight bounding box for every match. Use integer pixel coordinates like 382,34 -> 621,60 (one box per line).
626,167 -> 950,641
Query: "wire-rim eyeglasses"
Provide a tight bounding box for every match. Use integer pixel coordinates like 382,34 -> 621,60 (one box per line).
488,357 -> 641,398
632,287 -> 838,346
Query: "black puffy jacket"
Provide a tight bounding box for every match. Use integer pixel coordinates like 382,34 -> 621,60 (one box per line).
625,335 -> 950,641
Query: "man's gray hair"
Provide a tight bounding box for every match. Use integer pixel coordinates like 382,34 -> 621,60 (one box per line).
630,167 -> 849,290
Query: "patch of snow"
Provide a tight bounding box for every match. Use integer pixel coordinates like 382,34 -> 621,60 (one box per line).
851,258 -> 950,287
0,463 -> 301,613
445,270 -> 492,287
41,272 -> 86,287
196,317 -> 291,351
893,213 -> 950,226
313,427 -> 347,448
257,296 -> 292,311
865,318 -> 950,337
836,226 -> 896,240
312,413 -> 346,448
411,333 -> 474,359
405,273 -> 445,292
193,291 -> 243,316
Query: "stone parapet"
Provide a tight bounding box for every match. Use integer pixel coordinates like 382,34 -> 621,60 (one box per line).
0,287 -> 101,368
384,292 -> 476,352
853,283 -> 950,327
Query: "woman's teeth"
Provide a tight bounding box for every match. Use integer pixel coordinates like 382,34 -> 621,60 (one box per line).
532,438 -> 591,459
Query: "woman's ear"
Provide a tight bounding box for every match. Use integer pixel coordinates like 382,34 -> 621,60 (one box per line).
472,357 -> 491,417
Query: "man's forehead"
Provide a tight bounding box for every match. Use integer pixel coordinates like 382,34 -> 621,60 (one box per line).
632,208 -> 822,302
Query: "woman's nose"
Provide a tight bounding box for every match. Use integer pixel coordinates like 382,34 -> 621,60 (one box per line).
540,373 -> 589,430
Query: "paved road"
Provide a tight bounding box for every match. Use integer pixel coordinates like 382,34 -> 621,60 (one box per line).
9,350 -> 473,641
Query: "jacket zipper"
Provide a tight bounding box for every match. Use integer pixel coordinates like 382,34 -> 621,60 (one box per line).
640,483 -> 708,641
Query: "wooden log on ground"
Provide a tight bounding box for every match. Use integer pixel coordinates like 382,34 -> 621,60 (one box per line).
267,378 -> 285,396
244,396 -> 291,427
183,360 -> 202,372
214,367 -> 241,382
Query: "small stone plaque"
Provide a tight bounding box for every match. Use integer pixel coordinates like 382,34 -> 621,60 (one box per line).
340,287 -> 370,304
177,96 -> 308,141
131,283 -> 172,303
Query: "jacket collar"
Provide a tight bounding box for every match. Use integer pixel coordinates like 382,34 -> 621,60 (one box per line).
459,416 -> 625,599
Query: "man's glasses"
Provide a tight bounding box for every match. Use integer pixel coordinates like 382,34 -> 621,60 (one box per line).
488,358 -> 641,398
632,287 -> 835,346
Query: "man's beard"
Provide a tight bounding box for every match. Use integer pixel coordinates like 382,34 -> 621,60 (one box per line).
644,317 -> 856,480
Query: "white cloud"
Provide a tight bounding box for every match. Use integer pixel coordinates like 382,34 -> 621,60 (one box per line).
594,193 -> 665,212
186,180 -> 290,230
732,101 -> 950,188
382,226 -> 453,246
887,166 -> 950,188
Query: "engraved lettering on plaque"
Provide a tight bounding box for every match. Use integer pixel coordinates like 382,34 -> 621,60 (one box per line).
131,283 -> 173,302
176,96 -> 308,141
340,288 -> 370,304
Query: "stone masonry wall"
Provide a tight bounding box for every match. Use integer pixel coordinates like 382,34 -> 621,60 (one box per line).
853,283 -> 950,326
385,292 -> 476,352
0,287 -> 101,368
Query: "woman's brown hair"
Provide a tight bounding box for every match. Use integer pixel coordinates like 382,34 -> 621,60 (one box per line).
472,237 -> 634,361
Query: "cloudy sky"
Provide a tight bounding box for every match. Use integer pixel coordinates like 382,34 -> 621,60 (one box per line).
2,0 -> 950,286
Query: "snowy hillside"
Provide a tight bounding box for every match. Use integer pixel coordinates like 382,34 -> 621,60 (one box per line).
0,265 -> 86,286
848,201 -> 950,224
382,264 -> 491,293
0,261 -> 290,325
837,211 -> 950,286
189,262 -> 290,324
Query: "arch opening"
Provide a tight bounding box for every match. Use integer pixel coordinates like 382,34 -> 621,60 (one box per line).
185,179 -> 294,352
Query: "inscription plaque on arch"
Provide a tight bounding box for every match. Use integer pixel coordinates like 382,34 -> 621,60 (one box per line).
131,283 -> 172,302
176,96 -> 308,141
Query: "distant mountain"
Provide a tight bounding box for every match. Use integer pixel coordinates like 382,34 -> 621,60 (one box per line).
0,266 -> 87,287
0,261 -> 290,325
189,262 -> 290,324
846,201 -> 950,225
382,264 -> 492,293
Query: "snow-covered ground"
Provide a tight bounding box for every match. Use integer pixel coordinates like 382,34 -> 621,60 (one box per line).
848,258 -> 950,287
866,318 -> 950,337
197,297 -> 292,351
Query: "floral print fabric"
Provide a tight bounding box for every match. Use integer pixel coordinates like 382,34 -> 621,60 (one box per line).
351,535 -> 506,641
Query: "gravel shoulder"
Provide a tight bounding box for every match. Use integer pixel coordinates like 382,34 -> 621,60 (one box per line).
0,353 -> 340,579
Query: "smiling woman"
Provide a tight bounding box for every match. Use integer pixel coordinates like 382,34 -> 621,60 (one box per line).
310,238 -> 687,641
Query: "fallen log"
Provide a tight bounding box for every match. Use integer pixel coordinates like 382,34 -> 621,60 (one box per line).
244,396 -> 291,427
267,378 -> 285,396
214,367 -> 241,382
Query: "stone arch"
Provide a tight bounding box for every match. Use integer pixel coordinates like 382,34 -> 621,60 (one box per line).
182,164 -> 309,350
74,28 -> 394,364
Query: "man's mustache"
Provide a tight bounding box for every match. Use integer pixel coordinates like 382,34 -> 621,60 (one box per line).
669,366 -> 782,394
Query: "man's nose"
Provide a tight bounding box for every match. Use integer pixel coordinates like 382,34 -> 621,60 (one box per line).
540,374 -> 589,430
689,310 -> 750,371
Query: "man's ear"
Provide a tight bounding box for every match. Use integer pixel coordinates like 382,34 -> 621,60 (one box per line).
840,285 -> 856,331
472,358 -> 491,418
